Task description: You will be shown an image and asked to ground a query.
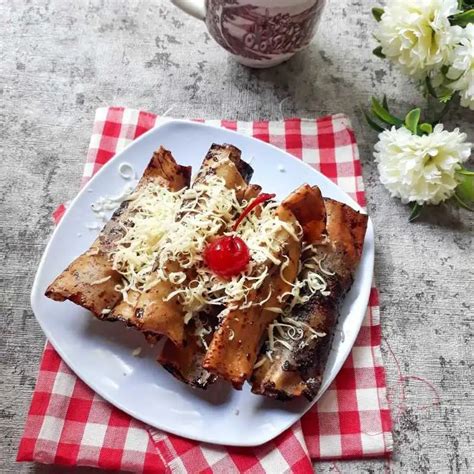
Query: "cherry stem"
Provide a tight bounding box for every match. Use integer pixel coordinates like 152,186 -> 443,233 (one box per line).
232,193 -> 276,231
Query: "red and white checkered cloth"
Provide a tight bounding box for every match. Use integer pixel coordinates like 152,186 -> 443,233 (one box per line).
18,107 -> 393,473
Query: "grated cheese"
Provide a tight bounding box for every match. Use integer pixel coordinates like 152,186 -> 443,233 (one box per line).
278,244 -> 331,311
154,175 -> 243,286
110,182 -> 182,294
86,222 -> 101,230
318,257 -> 335,276
132,346 -> 142,357
87,180 -> 137,231
90,165 -> 304,328
194,320 -> 212,350
262,244 -> 331,362
253,358 -> 266,369
118,162 -> 135,180
152,178 -> 301,318
90,276 -> 112,285
265,316 -> 327,360
96,165 -> 333,346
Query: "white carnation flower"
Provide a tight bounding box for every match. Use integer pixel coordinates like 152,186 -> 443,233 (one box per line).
446,23 -> 474,110
375,0 -> 460,78
374,125 -> 472,205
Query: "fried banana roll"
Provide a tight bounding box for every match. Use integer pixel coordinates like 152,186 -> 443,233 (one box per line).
251,198 -> 368,400
45,147 -> 191,318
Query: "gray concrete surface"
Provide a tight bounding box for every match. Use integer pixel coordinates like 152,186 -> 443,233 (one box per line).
1,0 -> 473,472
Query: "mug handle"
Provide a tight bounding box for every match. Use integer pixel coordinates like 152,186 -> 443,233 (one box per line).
170,0 -> 206,20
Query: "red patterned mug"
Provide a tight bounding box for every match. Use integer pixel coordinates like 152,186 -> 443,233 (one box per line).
171,0 -> 327,68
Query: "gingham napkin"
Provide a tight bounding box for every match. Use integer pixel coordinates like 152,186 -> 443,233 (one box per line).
18,108 -> 393,472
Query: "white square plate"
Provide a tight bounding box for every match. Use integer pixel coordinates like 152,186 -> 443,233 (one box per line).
31,119 -> 374,447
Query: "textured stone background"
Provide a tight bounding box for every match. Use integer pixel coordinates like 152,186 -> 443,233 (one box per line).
1,0 -> 473,472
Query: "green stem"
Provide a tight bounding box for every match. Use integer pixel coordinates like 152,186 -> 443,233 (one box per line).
409,202 -> 422,222
454,193 -> 474,211
425,76 -> 439,99
433,100 -> 452,124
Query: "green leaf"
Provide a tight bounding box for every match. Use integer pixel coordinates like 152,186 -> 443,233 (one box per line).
364,111 -> 386,133
451,9 -> 474,26
382,95 -> 390,112
405,108 -> 421,134
373,46 -> 386,59
419,123 -> 433,134
455,172 -> 474,208
409,202 -> 422,222
438,89 -> 454,103
372,7 -> 384,22
371,97 -> 404,126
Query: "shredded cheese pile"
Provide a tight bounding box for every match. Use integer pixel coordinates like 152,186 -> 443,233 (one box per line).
105,172 -> 297,318
110,182 -> 182,295
239,202 -> 301,266
104,169 -> 309,330
149,174 -> 245,316
160,199 -> 300,318
155,174 -> 243,273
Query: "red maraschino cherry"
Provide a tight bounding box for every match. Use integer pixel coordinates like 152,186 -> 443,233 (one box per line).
203,193 -> 276,278
203,235 -> 249,278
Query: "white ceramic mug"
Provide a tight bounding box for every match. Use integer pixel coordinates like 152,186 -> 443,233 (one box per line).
171,0 -> 327,68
